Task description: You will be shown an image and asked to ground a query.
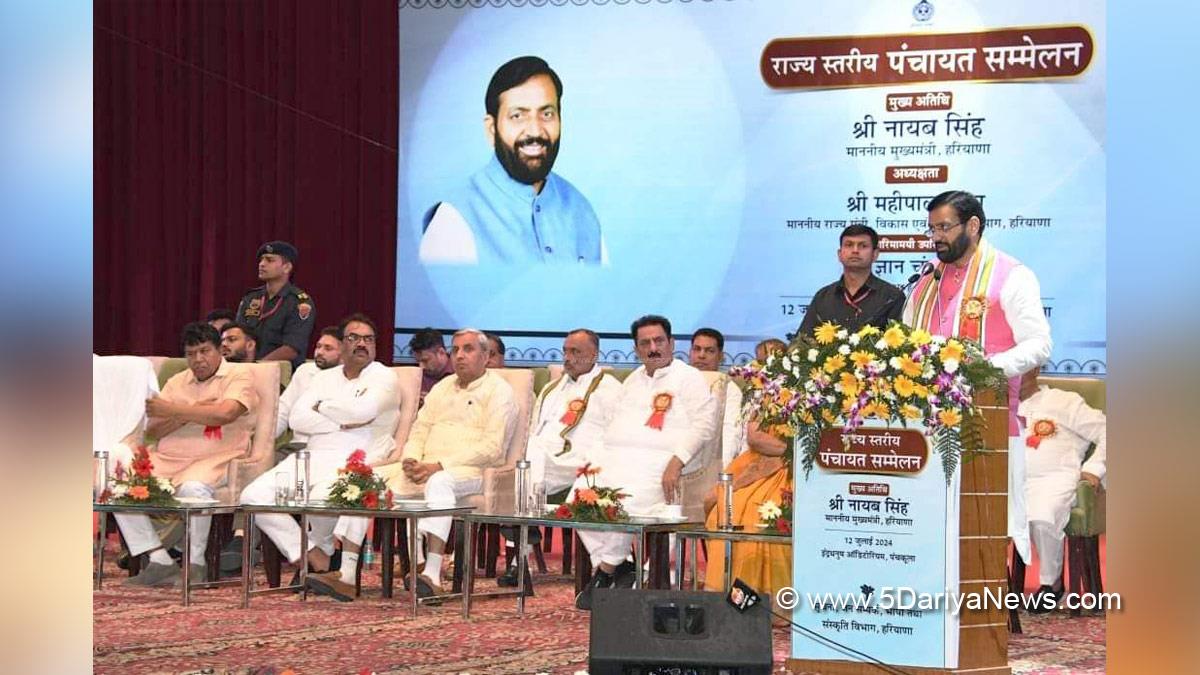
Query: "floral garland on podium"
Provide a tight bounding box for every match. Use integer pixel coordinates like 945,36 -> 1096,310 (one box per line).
732,321 -> 1005,484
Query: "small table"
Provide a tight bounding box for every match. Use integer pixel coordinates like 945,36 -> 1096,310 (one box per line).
93,500 -> 240,606
240,503 -> 473,616
459,511 -> 696,618
672,524 -> 792,591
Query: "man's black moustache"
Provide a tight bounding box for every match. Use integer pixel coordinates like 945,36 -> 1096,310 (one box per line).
516,137 -> 550,148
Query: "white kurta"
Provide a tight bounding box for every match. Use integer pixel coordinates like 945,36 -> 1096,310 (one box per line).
592,359 -> 717,513
92,354 -> 159,456
1018,385 -> 1106,584
274,361 -> 321,443
577,359 -> 717,567
527,365 -> 621,493
721,380 -> 746,470
241,361 -> 400,561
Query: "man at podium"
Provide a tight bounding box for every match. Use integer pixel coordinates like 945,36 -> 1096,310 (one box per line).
902,190 -> 1052,561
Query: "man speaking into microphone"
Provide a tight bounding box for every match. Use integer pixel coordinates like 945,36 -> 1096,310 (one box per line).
903,190 -> 1052,564
794,224 -> 905,340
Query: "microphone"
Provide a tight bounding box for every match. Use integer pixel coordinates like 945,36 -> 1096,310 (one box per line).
902,261 -> 938,294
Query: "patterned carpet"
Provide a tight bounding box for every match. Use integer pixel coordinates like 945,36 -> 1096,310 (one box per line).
94,554 -> 1105,674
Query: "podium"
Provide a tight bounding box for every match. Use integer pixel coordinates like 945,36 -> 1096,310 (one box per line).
786,389 -> 1012,675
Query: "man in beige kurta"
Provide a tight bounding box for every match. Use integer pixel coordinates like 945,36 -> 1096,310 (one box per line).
377,329 -> 518,599
114,322 -> 258,586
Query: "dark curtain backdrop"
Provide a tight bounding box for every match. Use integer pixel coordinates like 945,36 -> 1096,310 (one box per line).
94,0 -> 399,361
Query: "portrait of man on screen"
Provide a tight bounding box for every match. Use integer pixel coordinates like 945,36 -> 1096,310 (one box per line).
418,55 -> 605,266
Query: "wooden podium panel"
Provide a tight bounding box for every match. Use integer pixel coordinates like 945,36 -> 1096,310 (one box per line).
789,389 -> 1012,675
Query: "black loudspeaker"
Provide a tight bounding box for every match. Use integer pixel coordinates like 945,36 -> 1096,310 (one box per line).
588,588 -> 773,674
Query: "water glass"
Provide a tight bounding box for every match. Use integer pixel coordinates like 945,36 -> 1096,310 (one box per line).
532,482 -> 547,514
275,471 -> 293,506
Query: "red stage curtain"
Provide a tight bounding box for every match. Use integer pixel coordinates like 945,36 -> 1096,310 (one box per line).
94,0 -> 398,361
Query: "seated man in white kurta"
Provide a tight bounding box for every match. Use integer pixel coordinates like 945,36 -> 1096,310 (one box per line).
1017,371 -> 1106,612
497,328 -> 622,590
574,315 -> 717,610
239,314 -> 399,601
377,328 -> 519,600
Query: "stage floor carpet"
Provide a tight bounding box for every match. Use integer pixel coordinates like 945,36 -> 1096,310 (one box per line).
94,557 -> 1105,674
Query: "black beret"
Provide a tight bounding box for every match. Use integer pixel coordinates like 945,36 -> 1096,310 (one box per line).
256,240 -> 297,262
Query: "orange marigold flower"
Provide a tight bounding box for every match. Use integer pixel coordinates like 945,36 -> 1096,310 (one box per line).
128,485 -> 150,500
576,488 -> 599,505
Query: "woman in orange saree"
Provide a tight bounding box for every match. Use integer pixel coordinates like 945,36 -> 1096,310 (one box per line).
703,418 -> 793,596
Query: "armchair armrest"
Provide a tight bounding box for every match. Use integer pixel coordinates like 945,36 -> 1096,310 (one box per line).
1066,479 -> 1106,537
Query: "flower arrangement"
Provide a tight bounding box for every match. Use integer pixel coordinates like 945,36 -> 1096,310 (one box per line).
757,488 -> 793,534
731,320 -> 1005,483
326,450 -> 394,509
552,463 -> 629,523
100,446 -> 179,507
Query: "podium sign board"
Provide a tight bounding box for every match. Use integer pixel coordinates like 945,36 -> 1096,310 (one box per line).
790,421 -> 960,668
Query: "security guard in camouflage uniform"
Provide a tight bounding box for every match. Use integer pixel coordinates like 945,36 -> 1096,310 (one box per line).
235,241 -> 315,372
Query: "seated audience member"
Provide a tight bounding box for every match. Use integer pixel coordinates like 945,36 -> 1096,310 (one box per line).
1018,370 -> 1106,612
574,315 -> 717,610
220,324 -> 344,574
754,338 -> 787,362
499,328 -> 621,591
409,327 -> 455,408
220,322 -> 258,363
377,329 -> 519,600
206,308 -> 237,334
115,322 -> 258,586
689,327 -> 745,468
485,332 -> 506,368
702,416 -> 792,597
794,224 -> 904,339
239,314 -> 399,601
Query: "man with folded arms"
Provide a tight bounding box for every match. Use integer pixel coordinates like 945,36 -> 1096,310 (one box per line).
377,328 -> 519,600
220,324 -> 345,575
574,315 -> 717,610
498,328 -> 621,591
116,322 -> 258,586
239,314 -> 399,601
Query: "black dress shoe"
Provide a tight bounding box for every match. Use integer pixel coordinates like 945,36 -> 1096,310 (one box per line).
611,560 -> 637,589
1028,584 -> 1061,614
575,569 -> 614,611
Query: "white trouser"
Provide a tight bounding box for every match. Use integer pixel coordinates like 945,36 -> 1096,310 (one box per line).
543,462 -> 579,498
1025,456 -> 1079,587
114,481 -> 214,565
240,450 -> 368,563
1029,520 -> 1066,586
1008,435 -> 1031,562
403,471 -> 481,544
577,530 -> 634,568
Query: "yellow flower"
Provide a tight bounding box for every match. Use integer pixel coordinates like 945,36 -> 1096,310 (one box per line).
938,409 -> 962,427
898,355 -> 923,378
769,423 -> 796,438
822,409 -> 838,424
870,379 -> 892,396
841,397 -> 855,412
856,324 -> 881,338
862,401 -> 889,419
849,350 -> 874,369
814,321 -> 841,345
939,340 -> 965,363
809,367 -> 823,380
778,388 -> 794,405
907,328 -> 932,347
900,404 -> 923,420
799,411 -> 815,424
913,383 -> 930,399
823,354 -> 847,374
893,375 -> 915,398
883,325 -> 907,349
838,372 -> 861,398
